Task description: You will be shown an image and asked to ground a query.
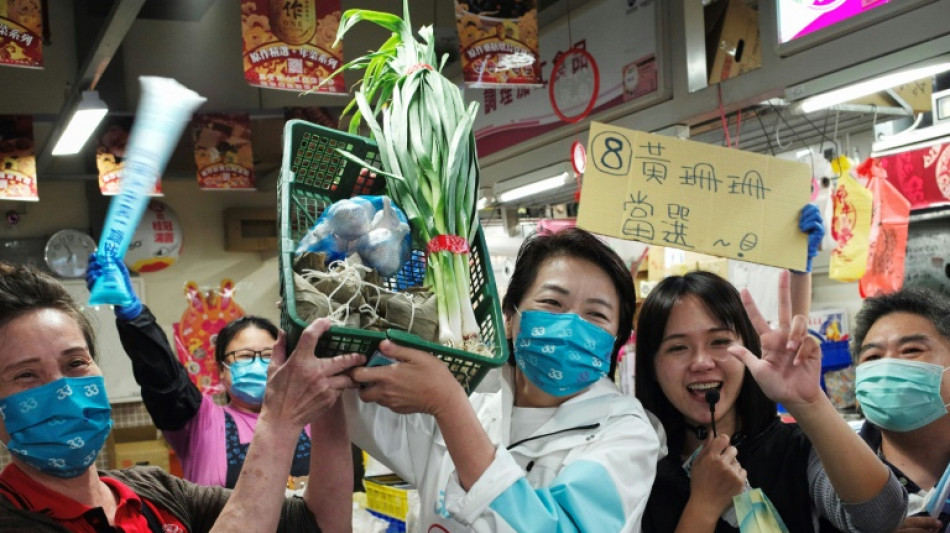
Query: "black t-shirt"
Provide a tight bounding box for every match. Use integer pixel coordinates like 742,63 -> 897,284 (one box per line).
643,419 -> 839,533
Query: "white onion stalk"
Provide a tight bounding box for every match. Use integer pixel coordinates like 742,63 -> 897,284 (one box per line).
320,1 -> 481,349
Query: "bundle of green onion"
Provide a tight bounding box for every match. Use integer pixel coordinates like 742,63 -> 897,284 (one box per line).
322,0 -> 482,351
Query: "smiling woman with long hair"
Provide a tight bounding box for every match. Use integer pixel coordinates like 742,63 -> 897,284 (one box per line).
635,270 -> 906,533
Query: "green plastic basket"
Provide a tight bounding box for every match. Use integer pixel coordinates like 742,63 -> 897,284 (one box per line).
278,119 -> 508,394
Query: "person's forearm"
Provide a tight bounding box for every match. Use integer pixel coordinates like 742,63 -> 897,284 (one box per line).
787,397 -> 889,503
209,414 -> 300,533
116,306 -> 202,429
789,271 -> 812,318
303,400 -> 353,533
434,390 -> 495,491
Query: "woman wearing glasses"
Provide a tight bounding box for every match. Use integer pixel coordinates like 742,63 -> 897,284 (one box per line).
86,259 -> 312,488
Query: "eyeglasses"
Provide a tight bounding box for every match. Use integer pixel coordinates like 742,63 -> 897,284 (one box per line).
223,348 -> 273,368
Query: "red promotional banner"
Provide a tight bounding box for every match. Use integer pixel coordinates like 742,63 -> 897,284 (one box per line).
856,159 -> 911,298
0,0 -> 43,68
878,143 -> 950,210
455,0 -> 542,88
0,115 -> 37,201
192,113 -> 256,190
97,117 -> 163,196
241,0 -> 344,93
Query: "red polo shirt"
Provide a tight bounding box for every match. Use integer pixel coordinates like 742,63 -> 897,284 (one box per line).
0,463 -> 188,533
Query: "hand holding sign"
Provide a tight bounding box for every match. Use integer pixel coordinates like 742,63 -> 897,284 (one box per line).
89,77 -> 205,306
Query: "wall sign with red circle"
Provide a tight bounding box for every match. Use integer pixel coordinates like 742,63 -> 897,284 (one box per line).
549,47 -> 600,123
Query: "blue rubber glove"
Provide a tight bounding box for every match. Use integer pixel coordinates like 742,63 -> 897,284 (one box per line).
797,203 -> 825,273
85,253 -> 143,320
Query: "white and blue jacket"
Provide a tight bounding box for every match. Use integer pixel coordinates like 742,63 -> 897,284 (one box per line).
344,367 -> 664,532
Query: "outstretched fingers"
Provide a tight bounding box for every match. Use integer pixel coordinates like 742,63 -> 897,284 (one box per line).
776,270 -> 791,331
740,289 -> 771,335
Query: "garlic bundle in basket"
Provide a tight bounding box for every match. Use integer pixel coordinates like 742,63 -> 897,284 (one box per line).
296,195 -> 412,277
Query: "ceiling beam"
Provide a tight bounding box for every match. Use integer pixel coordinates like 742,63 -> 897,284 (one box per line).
36,0 -> 146,176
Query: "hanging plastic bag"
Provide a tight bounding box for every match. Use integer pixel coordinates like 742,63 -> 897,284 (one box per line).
733,488 -> 791,533
829,172 -> 873,282
856,158 -> 912,297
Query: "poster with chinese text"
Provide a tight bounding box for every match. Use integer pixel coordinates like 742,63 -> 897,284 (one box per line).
0,0 -> 42,68
577,122 -> 810,271
97,117 -> 163,196
0,115 -> 37,201
455,0 -> 541,88
192,113 -> 256,190
241,0 -> 344,93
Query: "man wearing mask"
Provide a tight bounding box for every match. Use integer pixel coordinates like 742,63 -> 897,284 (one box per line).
854,288 -> 950,533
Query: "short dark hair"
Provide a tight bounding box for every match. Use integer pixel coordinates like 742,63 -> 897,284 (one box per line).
0,262 -> 98,361
214,315 -> 279,364
852,288 -> 950,363
501,227 -> 635,378
634,271 -> 775,457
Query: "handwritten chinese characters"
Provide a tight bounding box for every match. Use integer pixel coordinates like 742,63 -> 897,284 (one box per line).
577,122 -> 810,271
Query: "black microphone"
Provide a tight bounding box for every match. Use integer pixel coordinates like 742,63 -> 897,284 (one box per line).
705,389 -> 720,437
686,423 -> 707,441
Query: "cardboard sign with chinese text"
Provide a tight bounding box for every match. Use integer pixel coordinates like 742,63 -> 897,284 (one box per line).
577,122 -> 809,271
241,0 -> 344,93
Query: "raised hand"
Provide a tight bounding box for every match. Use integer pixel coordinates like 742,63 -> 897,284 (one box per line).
85,253 -> 142,320
726,270 -> 824,410
350,340 -> 464,417
797,203 -> 825,273
262,318 -> 365,429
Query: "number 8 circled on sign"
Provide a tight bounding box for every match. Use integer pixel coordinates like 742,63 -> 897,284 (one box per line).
591,131 -> 632,176
549,48 -> 600,123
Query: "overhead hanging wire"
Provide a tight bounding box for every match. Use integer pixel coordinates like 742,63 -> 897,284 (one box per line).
753,107 -> 776,155
717,84 -> 742,149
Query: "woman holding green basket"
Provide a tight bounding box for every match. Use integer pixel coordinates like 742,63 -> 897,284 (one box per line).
345,227 -> 663,532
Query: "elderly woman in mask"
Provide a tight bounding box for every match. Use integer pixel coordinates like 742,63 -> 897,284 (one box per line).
344,227 -> 662,532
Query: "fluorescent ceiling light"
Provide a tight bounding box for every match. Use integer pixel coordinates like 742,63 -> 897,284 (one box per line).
496,172 -> 570,204
796,62 -> 950,114
52,91 -> 109,155
476,196 -> 489,210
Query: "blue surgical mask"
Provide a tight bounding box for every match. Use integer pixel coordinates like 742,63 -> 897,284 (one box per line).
228,359 -> 268,405
856,359 -> 950,432
513,310 -> 616,397
0,376 -> 113,478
